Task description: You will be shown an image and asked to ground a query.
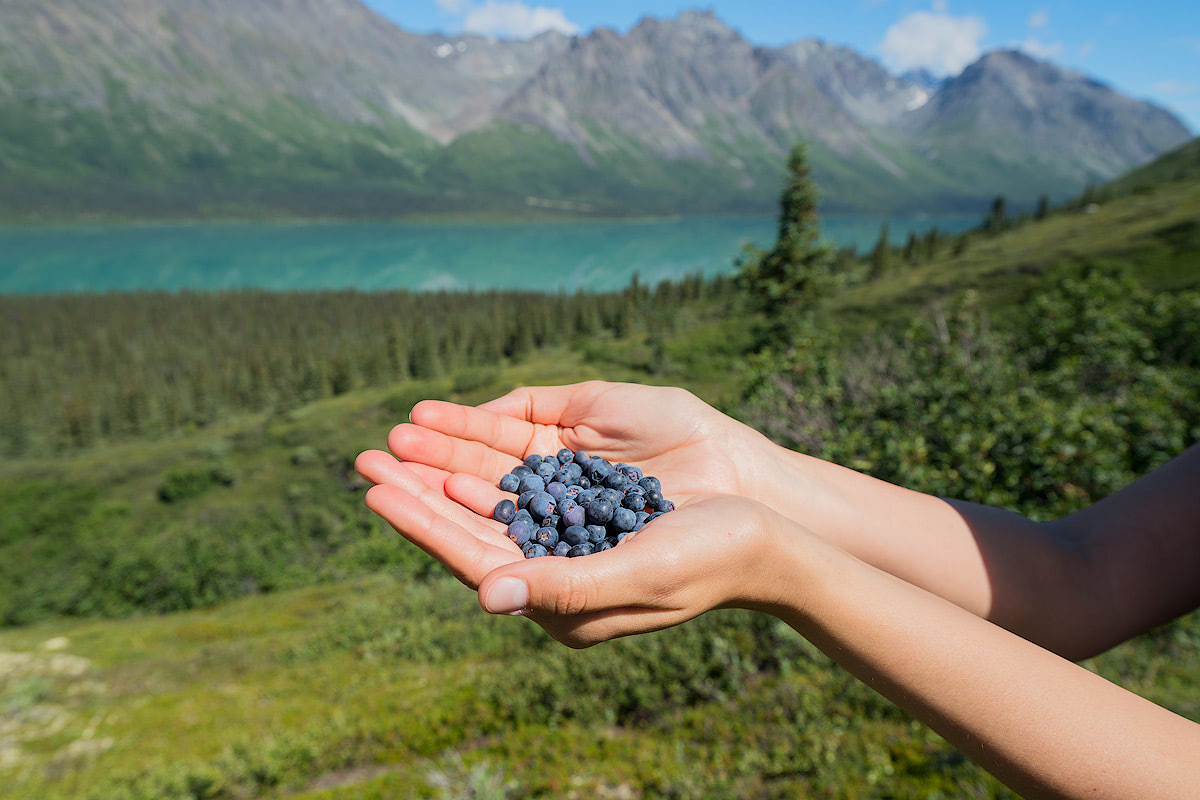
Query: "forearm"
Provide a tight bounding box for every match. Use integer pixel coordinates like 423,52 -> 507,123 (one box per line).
760,530 -> 1200,800
750,442 -> 1093,654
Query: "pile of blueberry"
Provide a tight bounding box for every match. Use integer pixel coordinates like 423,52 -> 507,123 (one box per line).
492,448 -> 676,558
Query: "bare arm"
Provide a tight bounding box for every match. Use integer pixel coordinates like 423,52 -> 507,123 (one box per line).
760,442 -> 1200,659
376,381 -> 1200,658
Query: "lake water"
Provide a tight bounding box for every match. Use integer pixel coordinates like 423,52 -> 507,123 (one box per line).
0,214 -> 979,294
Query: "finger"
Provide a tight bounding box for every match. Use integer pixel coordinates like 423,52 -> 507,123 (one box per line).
356,450 -> 451,494
388,422 -> 520,481
476,537 -> 678,617
362,450 -> 511,544
445,472 -> 510,519
366,484 -> 520,589
409,400 -> 541,460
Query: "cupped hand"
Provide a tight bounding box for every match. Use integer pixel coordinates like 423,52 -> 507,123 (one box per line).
385,381 -> 782,507
358,462 -> 789,648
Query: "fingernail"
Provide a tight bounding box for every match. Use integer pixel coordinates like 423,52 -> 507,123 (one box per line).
483,577 -> 528,615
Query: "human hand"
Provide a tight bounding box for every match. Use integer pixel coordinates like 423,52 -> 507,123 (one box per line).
357,450 -> 790,648
383,381 -> 784,508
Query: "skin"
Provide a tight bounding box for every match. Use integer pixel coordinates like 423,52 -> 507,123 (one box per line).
355,380 -> 1200,799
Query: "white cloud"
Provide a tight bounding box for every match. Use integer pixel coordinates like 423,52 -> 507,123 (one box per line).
1153,81 -> 1199,96
1018,37 -> 1063,60
442,1 -> 579,38
878,11 -> 987,76
1028,9 -> 1048,29
931,0 -> 947,12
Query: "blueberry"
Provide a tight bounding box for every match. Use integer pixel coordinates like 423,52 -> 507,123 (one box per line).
517,490 -> 535,510
616,531 -> 629,543
512,464 -> 533,478
546,481 -> 567,503
645,511 -> 664,523
585,524 -> 606,544
524,454 -> 544,471
552,541 -> 572,557
507,520 -> 534,546
655,498 -> 675,513
562,503 -> 586,528
577,489 -> 598,506
621,493 -> 646,512
529,492 -> 556,520
564,484 -> 582,500
587,460 -> 614,484
552,469 -> 573,486
643,489 -> 663,509
635,510 -> 650,524
565,463 -> 584,481
534,526 -> 560,548
513,509 -> 534,525
517,475 -> 546,495
610,507 -> 636,532
493,499 -> 517,524
498,473 -> 521,493
561,525 -> 590,546
622,466 -> 643,483
567,543 -> 595,558
572,450 -> 590,467
543,514 -> 560,530
599,488 -> 623,507
585,498 -> 614,525
597,540 -> 614,552
557,448 -> 574,465
638,476 -> 661,494
603,471 -> 630,491
576,476 -> 591,490
535,461 -> 557,481
522,541 -> 548,559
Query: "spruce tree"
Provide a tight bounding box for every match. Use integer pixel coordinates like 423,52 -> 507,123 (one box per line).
737,142 -> 832,343
869,221 -> 891,279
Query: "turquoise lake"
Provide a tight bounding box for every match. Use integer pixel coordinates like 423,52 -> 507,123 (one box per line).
0,214 -> 979,294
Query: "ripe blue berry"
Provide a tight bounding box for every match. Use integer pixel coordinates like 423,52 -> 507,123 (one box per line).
499,473 -> 521,493
517,475 -> 545,495
493,499 -> 517,524
507,520 -> 534,546
529,492 -> 556,520
557,448 -> 575,465
586,498 -> 614,525
610,507 -> 636,533
534,526 -> 560,548
552,541 -> 572,557
561,525 -> 590,546
567,543 -> 595,558
522,542 -> 549,558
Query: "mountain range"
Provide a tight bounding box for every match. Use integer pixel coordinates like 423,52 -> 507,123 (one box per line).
0,0 -> 1191,220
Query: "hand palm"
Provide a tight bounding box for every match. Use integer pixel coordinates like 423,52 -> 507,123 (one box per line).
392,381 -> 748,503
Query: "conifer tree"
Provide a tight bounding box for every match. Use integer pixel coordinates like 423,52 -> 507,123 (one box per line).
869,221 -> 891,279
737,142 -> 832,342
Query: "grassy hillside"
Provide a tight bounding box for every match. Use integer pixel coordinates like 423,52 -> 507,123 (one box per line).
2,161 -> 1199,797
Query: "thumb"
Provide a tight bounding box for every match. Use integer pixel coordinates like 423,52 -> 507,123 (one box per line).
477,547 -> 657,617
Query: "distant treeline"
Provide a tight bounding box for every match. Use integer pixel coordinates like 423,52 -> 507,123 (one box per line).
0,275 -> 727,457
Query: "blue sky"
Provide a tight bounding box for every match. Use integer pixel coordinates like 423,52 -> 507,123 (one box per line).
363,0 -> 1200,132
